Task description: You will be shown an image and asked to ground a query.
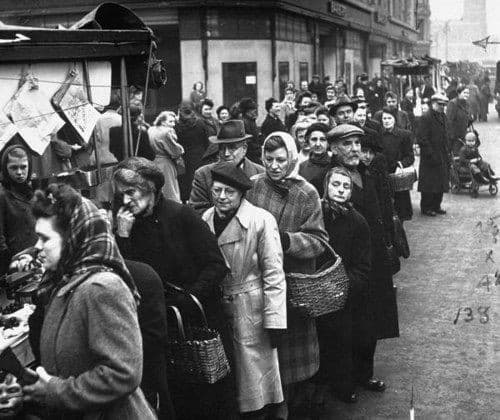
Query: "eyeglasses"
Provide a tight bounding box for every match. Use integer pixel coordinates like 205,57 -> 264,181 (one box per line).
211,186 -> 239,197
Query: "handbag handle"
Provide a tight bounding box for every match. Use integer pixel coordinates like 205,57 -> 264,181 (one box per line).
165,281 -> 209,328
166,305 -> 186,340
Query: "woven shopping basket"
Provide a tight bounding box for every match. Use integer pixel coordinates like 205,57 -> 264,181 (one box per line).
286,238 -> 350,318
165,290 -> 230,384
389,164 -> 418,192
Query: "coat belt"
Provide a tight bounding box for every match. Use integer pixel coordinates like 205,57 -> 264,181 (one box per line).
222,278 -> 261,295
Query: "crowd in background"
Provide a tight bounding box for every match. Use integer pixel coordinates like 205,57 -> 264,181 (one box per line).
0,67 -> 497,420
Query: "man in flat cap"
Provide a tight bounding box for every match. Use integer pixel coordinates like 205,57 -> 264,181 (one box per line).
417,93 -> 451,216
329,123 -> 399,397
189,120 -> 264,214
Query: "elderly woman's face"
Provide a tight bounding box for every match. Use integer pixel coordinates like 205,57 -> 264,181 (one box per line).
327,172 -> 352,203
114,182 -> 155,216
34,217 -> 63,272
211,181 -> 243,215
0,373 -> 23,418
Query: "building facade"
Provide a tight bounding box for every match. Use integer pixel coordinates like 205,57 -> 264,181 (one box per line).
0,0 -> 430,120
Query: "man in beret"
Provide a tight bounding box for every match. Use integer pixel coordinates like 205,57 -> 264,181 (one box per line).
189,120 -> 264,215
329,124 -> 399,397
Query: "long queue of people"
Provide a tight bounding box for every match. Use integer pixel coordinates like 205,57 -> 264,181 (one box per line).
0,73 -> 491,419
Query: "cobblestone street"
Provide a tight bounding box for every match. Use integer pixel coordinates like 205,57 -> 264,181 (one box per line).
322,117 -> 499,419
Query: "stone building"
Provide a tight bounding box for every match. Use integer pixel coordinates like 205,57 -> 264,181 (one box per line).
0,0 -> 430,119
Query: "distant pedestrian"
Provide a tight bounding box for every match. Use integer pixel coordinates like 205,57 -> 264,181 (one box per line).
418,94 -> 451,216
446,86 -> 473,155
216,105 -> 231,124
189,81 -> 206,113
261,97 -> 286,140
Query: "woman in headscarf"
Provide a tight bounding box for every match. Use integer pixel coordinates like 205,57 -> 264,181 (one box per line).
148,110 -> 184,202
202,162 -> 287,419
315,167 -> 371,408
246,131 -> 328,418
23,183 -> 154,419
0,144 -> 38,276
379,107 -> 415,221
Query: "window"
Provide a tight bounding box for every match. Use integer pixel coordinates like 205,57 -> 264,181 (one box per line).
299,62 -> 309,84
206,9 -> 270,39
276,13 -> 310,43
278,62 -> 290,99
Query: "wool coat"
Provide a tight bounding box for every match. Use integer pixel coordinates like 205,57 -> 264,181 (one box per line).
260,114 -> 286,140
189,158 -> 264,214
243,116 -> 262,164
446,98 -> 472,154
379,127 -> 415,220
175,117 -> 210,202
417,109 -> 451,194
331,157 -> 399,340
203,199 -> 287,413
116,196 -> 237,420
316,203 -> 372,391
39,271 -> 155,420
298,153 -> 331,197
246,174 -> 328,385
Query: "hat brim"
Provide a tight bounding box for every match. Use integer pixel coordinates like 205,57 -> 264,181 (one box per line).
328,103 -> 358,116
209,134 -> 253,144
327,132 -> 365,144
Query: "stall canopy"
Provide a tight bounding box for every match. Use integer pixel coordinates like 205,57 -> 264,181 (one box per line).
381,55 -> 441,75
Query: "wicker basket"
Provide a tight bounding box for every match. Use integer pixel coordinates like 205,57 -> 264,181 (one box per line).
389,166 -> 418,192
286,238 -> 350,318
166,294 -> 230,384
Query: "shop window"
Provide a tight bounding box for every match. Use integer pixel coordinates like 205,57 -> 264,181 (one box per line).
206,9 -> 270,39
276,13 -> 310,43
299,62 -> 309,84
278,61 -> 290,99
222,62 -> 257,108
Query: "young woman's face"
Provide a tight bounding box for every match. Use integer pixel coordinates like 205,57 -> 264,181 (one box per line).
219,109 -> 230,121
327,173 -> 352,203
360,148 -> 375,166
382,112 -> 396,129
317,113 -> 331,126
35,217 -> 63,272
354,108 -> 367,126
6,155 -> 29,184
264,147 -> 290,182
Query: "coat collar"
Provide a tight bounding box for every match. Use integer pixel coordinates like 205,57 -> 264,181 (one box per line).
205,199 -> 252,245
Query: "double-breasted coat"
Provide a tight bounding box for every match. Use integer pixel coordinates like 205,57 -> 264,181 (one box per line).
203,199 -> 287,413
417,110 -> 450,194
246,175 -> 328,385
380,127 -> 415,220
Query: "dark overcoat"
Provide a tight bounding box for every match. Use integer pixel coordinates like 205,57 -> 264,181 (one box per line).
380,127 -> 415,220
260,114 -> 286,140
446,98 -> 472,154
316,204 -> 372,392
331,157 -> 399,340
298,153 -> 331,197
116,197 -> 237,420
417,110 -> 450,194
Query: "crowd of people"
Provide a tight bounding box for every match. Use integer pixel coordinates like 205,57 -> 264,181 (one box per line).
0,70 -> 497,420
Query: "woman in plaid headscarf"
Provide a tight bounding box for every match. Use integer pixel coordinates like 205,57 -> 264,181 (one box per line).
23,183 -> 155,419
245,131 -> 329,417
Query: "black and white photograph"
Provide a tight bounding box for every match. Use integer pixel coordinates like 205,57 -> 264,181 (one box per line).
0,0 -> 498,419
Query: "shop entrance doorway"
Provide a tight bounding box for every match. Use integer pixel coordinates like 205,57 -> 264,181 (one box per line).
222,62 -> 257,107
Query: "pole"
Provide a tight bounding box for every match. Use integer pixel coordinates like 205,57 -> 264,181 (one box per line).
120,57 -> 130,159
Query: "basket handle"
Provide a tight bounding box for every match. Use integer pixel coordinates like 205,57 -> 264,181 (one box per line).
165,281 -> 209,328
166,305 -> 186,340
315,236 -> 341,263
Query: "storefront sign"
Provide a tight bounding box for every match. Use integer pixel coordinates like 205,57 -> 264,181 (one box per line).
327,1 -> 346,18
245,75 -> 256,85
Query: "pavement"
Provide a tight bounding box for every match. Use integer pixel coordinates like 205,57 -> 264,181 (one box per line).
316,116 -> 499,419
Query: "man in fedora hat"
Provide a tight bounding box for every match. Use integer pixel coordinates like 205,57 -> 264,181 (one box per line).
189,120 -> 264,214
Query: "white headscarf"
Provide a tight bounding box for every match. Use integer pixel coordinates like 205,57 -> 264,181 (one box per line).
262,131 -> 304,182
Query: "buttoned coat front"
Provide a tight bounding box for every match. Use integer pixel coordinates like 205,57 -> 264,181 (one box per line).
203,199 -> 287,412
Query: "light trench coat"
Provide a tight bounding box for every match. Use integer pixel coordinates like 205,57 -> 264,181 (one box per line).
203,199 -> 287,413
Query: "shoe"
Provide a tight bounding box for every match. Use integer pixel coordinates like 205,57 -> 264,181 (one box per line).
422,210 -> 436,216
361,379 -> 386,392
434,208 -> 447,215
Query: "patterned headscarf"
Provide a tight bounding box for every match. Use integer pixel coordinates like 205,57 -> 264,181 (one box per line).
262,131 -> 304,182
41,191 -> 138,300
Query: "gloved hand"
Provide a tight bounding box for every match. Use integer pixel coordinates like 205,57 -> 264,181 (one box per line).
266,328 -> 286,348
